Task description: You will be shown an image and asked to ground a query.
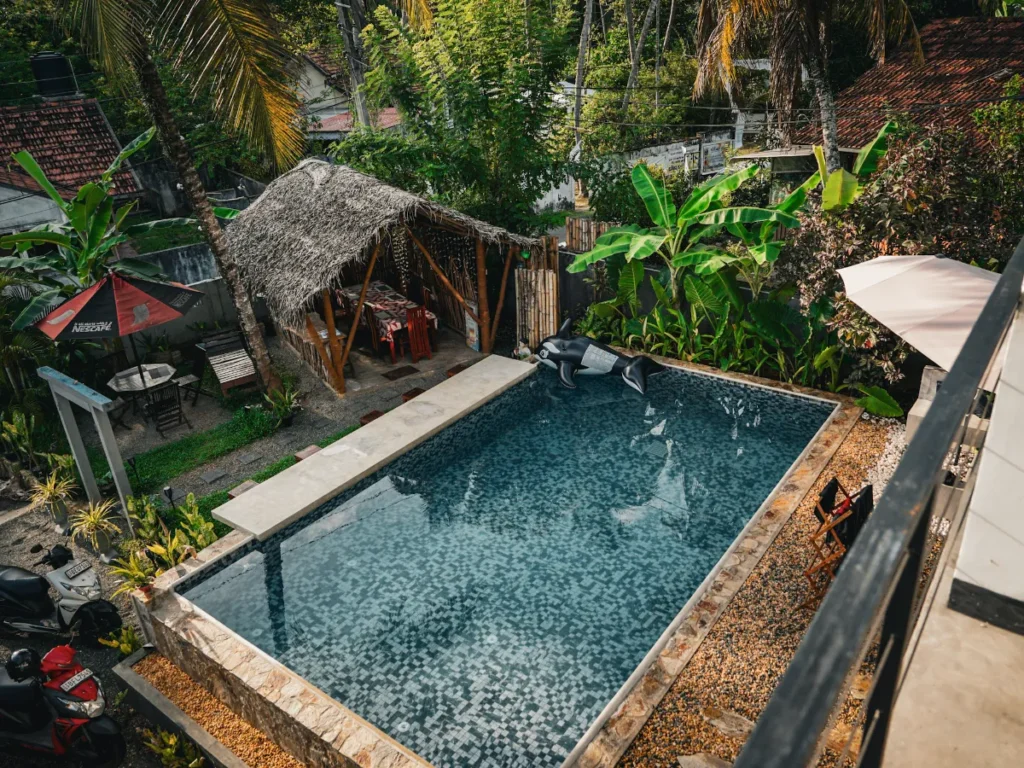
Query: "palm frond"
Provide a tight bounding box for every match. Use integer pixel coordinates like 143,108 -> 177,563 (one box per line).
866,0 -> 923,64
156,0 -> 305,170
54,0 -> 145,86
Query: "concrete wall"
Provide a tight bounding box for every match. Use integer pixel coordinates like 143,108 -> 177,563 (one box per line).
953,307 -> 1024,618
0,185 -> 62,233
299,60 -> 348,117
137,244 -> 269,344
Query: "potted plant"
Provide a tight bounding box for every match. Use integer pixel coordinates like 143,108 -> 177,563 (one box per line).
69,499 -> 122,563
109,551 -> 157,599
30,472 -> 77,532
264,383 -> 301,427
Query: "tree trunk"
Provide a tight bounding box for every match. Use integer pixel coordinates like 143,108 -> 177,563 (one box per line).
623,0 -> 637,69
574,0 -> 594,144
805,51 -> 841,172
336,0 -> 370,126
132,43 -> 279,391
621,0 -> 659,112
661,0 -> 676,57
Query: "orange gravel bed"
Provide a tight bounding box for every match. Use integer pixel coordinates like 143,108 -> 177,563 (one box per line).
134,653 -> 302,768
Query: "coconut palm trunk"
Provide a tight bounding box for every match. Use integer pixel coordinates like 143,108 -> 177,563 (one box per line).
132,42 -> 279,390
621,0 -> 660,112
337,0 -> 371,126
805,51 -> 842,171
574,0 -> 594,144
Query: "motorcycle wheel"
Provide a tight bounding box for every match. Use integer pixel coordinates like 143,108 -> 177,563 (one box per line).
70,600 -> 123,646
74,718 -> 127,768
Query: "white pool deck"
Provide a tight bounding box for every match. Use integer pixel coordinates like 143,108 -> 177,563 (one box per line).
213,355 -> 536,540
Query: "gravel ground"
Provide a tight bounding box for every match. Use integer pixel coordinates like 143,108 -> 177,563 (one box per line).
135,654 -> 301,768
618,417 -> 903,768
0,507 -> 160,768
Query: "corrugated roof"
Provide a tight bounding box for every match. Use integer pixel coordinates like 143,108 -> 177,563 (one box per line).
0,98 -> 141,198
308,107 -> 402,135
796,17 -> 1024,147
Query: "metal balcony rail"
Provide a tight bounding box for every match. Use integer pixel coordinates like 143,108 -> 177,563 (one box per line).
733,236 -> 1024,768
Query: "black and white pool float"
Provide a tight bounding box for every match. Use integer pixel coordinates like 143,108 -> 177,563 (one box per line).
537,318 -> 666,394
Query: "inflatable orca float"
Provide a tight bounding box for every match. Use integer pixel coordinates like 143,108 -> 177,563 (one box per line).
537,319 -> 666,394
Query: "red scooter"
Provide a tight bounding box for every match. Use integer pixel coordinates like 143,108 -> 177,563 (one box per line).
0,644 -> 126,766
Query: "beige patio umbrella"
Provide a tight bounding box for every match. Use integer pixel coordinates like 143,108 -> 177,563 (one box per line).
837,255 -> 1003,388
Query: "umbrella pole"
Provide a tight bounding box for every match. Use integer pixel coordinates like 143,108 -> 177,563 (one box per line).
128,334 -> 147,394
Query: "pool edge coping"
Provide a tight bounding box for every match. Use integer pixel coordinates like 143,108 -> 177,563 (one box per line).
563,352 -> 862,768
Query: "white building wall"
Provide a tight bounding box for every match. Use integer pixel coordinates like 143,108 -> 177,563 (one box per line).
955,303 -> 1024,602
0,185 -> 63,233
298,60 -> 348,118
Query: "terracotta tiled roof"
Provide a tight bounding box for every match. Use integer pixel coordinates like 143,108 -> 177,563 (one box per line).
304,48 -> 347,86
309,107 -> 403,135
796,17 -> 1024,147
0,98 -> 141,198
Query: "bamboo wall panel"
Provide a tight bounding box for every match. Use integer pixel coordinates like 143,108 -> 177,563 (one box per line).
565,216 -> 618,253
515,268 -> 558,349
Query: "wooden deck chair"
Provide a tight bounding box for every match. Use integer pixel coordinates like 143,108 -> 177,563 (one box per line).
201,329 -> 257,394
405,306 -> 432,363
801,482 -> 874,610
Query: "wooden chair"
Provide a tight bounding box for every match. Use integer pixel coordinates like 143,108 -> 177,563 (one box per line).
364,306 -> 383,357
405,305 -> 432,363
145,381 -> 191,437
173,346 -> 211,406
801,480 -> 874,610
199,329 -> 257,394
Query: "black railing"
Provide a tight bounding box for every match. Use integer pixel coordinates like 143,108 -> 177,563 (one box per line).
733,237 -> 1024,768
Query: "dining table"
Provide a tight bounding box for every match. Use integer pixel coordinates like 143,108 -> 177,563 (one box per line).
107,363 -> 176,394
337,281 -> 438,361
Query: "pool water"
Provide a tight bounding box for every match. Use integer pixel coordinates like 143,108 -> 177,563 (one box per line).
184,367 -> 833,767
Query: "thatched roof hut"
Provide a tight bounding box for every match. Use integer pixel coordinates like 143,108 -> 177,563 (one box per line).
227,159 -> 537,322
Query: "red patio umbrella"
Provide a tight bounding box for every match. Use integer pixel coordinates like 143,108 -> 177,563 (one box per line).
36,272 -> 204,385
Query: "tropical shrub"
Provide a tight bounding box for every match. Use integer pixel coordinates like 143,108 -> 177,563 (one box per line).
779,119 -> 1024,384
98,624 -> 144,657
142,727 -> 206,768
109,550 -> 157,597
69,499 -> 121,551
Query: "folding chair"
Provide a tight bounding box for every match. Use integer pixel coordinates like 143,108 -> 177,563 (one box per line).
145,381 -> 192,437
800,480 -> 874,610
404,306 -> 433,364
172,346 -> 211,406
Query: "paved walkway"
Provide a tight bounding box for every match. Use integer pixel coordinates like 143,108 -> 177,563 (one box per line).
883,543 -> 1024,767
163,336 -> 483,503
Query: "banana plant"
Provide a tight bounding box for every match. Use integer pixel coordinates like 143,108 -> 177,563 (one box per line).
0,128 -> 236,330
567,164 -> 799,306
810,121 -> 899,212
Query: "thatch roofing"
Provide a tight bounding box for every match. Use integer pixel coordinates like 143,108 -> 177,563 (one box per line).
227,159 -> 537,319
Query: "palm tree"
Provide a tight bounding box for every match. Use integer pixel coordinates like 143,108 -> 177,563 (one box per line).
694,0 -> 921,172
55,0 -> 306,390
573,0 -> 594,145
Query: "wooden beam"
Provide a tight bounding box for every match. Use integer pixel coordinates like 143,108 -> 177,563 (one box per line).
306,314 -> 345,394
406,227 -> 481,326
339,242 -> 381,373
489,245 -> 518,344
322,289 -> 345,383
476,238 -> 492,353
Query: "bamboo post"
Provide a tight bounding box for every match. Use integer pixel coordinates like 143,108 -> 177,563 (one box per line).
489,245 -> 518,345
306,315 -> 345,394
476,238 -> 492,353
406,227 -> 481,326
339,242 -> 381,372
322,289 -> 345,383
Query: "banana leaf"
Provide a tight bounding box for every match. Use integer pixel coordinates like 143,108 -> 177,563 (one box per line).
631,164 -> 676,228
854,384 -> 904,417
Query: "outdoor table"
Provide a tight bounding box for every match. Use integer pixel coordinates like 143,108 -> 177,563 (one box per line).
337,281 -> 438,361
107,363 -> 176,394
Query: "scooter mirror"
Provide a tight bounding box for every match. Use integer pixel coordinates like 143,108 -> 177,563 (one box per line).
29,544 -> 43,554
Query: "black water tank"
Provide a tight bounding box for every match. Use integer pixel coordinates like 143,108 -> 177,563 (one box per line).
29,52 -> 78,98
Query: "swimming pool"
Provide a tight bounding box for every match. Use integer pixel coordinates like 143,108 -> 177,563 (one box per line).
182,366 -> 834,767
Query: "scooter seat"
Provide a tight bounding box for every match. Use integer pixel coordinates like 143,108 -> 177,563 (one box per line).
0,667 -> 41,708
0,566 -> 49,600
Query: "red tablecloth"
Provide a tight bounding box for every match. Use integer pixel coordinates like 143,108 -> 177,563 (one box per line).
337,281 -> 437,343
